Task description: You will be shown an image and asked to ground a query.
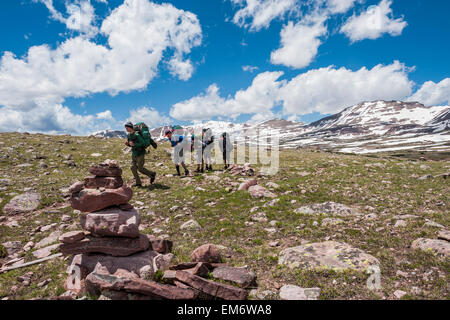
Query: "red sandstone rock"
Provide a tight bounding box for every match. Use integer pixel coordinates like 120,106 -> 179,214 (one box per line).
147,235 -> 173,254
67,250 -> 158,277
59,231 -> 85,244
89,165 -> 122,177
175,270 -> 248,300
70,186 -> 133,212
191,244 -> 222,263
80,207 -> 140,238
60,234 -> 149,256
84,176 -> 124,189
85,267 -> 196,300
211,266 -> 257,288
69,181 -> 84,194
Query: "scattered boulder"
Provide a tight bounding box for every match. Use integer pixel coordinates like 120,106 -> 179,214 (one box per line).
32,244 -> 60,259
437,230 -> 450,242
180,219 -> 201,231
153,253 -> 175,272
175,270 -> 248,300
2,192 -> 41,215
1,241 -> 22,256
191,244 -> 222,263
266,182 -> 280,189
321,218 -> 344,227
279,285 -> 320,300
36,231 -> 61,248
411,238 -> 449,258
238,179 -> 257,191
86,266 -> 196,300
394,220 -> 407,228
248,185 -> 276,198
227,163 -> 254,176
17,272 -> 33,286
294,202 -> 361,216
424,220 -> 444,228
393,290 -> 407,299
211,266 -> 256,288
147,235 -> 173,254
278,241 -> 379,272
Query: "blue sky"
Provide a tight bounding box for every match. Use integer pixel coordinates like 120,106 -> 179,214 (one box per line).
0,0 -> 449,134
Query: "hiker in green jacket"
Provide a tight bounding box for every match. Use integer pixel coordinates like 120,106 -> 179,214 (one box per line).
124,122 -> 156,187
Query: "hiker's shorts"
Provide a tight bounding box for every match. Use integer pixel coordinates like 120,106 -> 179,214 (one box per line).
173,145 -> 185,165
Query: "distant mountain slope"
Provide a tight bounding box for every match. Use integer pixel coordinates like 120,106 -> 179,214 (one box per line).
92,101 -> 450,154
90,129 -> 127,139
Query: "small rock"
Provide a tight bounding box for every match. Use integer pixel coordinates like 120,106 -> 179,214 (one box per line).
191,244 -> 222,263
437,230 -> 450,242
279,285 -> 320,300
393,290 -> 407,299
59,231 -> 85,244
424,220 -> 444,228
394,220 -> 407,228
180,219 -> 201,231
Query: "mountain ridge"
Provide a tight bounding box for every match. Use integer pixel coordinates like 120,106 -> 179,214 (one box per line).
92,100 -> 450,154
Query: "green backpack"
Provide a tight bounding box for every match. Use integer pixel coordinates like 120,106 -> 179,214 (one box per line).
134,122 -> 157,149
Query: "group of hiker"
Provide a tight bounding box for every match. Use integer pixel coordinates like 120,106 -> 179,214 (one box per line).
124,121 -> 233,187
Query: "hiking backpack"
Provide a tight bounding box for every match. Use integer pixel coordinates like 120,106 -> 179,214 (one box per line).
133,122 -> 158,149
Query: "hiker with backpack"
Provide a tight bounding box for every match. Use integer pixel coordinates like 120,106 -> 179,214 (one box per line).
219,132 -> 233,169
164,129 -> 190,176
124,121 -> 157,187
202,128 -> 215,172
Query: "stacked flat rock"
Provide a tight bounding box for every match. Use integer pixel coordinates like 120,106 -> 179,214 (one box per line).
57,160 -> 253,300
61,160 -> 149,256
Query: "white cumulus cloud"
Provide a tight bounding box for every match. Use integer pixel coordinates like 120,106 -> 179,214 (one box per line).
170,71 -> 284,120
230,0 -> 298,31
35,0 -> 99,38
128,106 -> 171,128
340,0 -> 407,42
171,61 -> 416,121
279,61 -> 414,115
270,14 -> 327,69
408,78 -> 450,106
0,0 -> 202,134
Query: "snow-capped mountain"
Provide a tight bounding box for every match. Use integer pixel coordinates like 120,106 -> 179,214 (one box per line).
282,101 -> 450,153
90,129 -> 127,139
92,101 -> 450,154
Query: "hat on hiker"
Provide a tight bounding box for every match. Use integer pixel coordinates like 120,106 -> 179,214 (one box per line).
124,121 -> 134,128
164,129 -> 173,136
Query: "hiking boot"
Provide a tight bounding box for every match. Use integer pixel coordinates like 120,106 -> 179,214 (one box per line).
150,173 -> 156,184
185,169 -> 190,176
132,183 -> 142,188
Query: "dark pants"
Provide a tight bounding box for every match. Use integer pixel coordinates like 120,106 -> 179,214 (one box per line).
131,154 -> 155,185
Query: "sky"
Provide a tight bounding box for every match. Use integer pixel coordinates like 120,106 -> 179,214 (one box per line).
0,0 -> 449,135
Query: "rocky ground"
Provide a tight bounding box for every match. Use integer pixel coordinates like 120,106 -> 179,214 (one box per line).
0,132 -> 448,300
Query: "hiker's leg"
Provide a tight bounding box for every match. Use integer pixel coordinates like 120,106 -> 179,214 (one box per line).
131,156 -> 141,185
137,155 -> 156,179
175,165 -> 181,175
181,162 -> 189,175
